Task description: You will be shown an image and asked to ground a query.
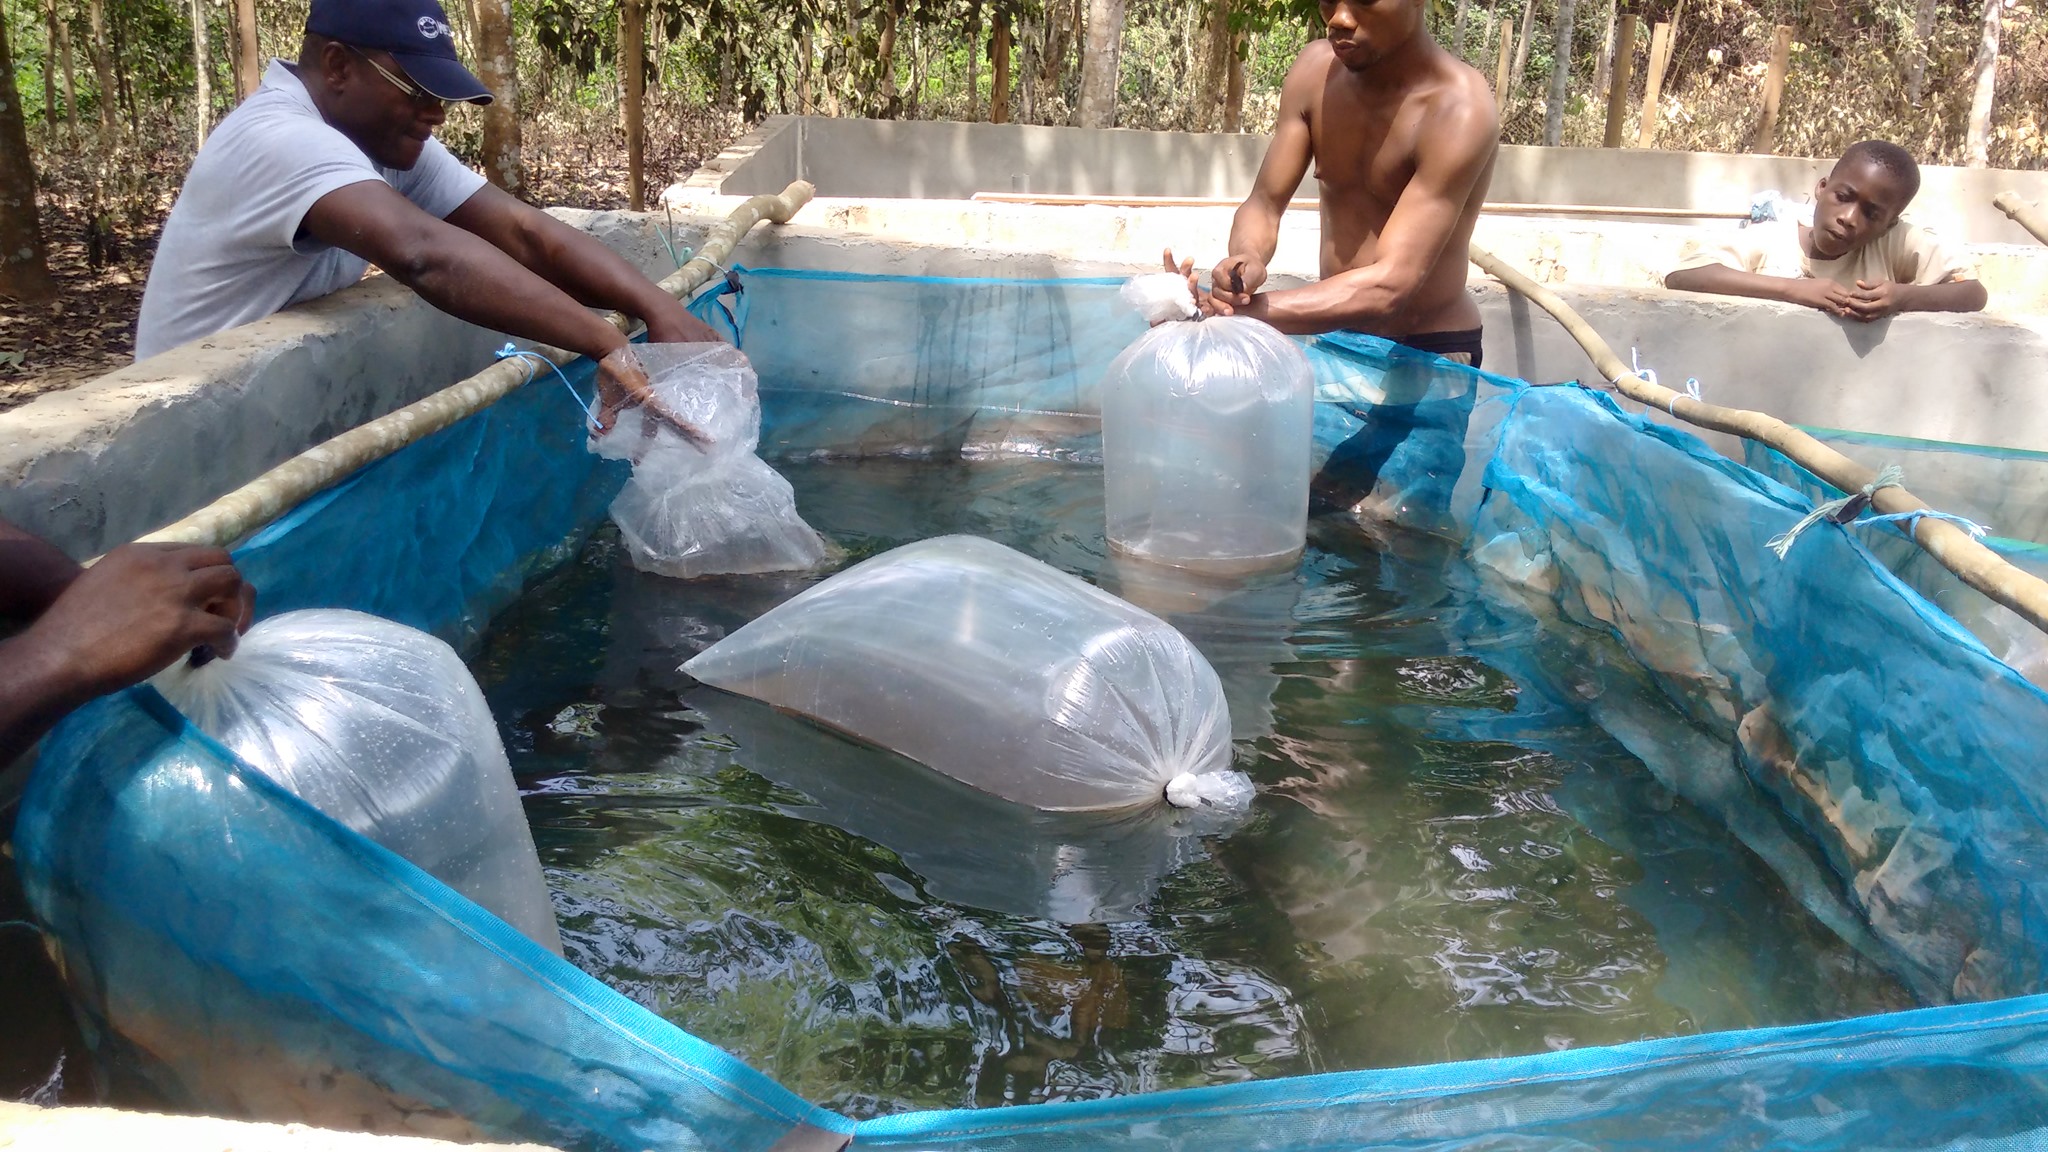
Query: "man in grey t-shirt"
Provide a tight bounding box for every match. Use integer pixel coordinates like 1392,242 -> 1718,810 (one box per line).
137,0 -> 716,429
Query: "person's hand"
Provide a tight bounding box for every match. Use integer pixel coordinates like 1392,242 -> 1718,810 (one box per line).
1206,254 -> 1268,315
1844,280 -> 1904,322
643,302 -> 726,346
1783,277 -> 1856,318
592,344 -> 711,447
22,543 -> 254,699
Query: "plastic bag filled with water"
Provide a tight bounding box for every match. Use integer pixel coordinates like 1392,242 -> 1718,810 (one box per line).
1102,275 -> 1315,574
152,608 -> 563,954
683,535 -> 1250,813
593,343 -> 827,579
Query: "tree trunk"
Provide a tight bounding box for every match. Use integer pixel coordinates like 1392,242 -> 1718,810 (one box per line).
1509,0 -> 1537,97
1076,0 -> 1123,126
58,5 -> 77,134
41,0 -> 57,126
1201,0 -> 1230,130
107,0 -> 133,134
1964,0 -> 2000,167
233,0 -> 258,97
86,0 -> 111,144
1904,0 -> 1936,106
472,0 -> 523,193
1223,30 -> 1244,131
0,4 -> 56,303
1542,0 -> 1576,145
190,0 -> 209,148
875,0 -> 900,113
991,13 -> 1011,122
966,7 -> 981,119
1750,23 -> 1790,153
1452,0 -> 1469,59
621,0 -> 645,207
1591,0 -> 1615,96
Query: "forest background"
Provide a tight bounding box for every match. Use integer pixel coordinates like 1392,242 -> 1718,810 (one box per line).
0,0 -> 2042,398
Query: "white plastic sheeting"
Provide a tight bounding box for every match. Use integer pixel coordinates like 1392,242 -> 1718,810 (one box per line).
594,343 -> 827,579
682,535 -> 1249,813
152,609 -> 563,954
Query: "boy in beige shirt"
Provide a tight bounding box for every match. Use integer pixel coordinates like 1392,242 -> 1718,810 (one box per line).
1664,140 -> 1987,321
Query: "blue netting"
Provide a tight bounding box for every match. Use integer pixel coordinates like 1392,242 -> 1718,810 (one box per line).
16,268 -> 2048,1149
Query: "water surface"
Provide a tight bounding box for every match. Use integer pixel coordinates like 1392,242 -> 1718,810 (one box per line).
471,455 -> 1912,1116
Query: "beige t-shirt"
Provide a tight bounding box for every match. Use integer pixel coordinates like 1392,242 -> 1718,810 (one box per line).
1673,219 -> 1976,288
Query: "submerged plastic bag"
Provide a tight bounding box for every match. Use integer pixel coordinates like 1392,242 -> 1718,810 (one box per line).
594,343 -> 826,579
152,609 -> 563,954
683,535 -> 1249,813
1102,275 -> 1315,574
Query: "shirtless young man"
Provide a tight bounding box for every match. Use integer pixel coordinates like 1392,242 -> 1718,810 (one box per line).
1179,0 -> 1499,365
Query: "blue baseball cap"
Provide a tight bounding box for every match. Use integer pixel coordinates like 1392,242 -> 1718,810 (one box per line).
307,0 -> 494,104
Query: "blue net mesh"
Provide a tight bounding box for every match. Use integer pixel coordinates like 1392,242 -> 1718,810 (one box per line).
17,268 -> 2048,1149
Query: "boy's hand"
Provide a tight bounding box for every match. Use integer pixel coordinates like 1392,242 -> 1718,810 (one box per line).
27,544 -> 255,698
1845,280 -> 1904,322
594,345 -> 710,446
1784,278 -> 1856,318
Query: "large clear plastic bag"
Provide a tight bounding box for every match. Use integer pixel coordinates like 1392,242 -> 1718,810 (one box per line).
593,343 -> 827,579
682,535 -> 1250,813
152,609 -> 562,954
1102,276 -> 1316,574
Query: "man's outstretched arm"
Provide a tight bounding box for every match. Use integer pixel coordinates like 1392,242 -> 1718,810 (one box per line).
1228,84 -> 1497,334
444,185 -> 723,345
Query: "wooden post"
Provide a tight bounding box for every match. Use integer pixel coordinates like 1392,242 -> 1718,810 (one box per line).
1750,23 -> 1791,154
621,0 -> 645,210
232,0 -> 258,98
1601,11 -> 1635,147
1494,17 -> 1513,114
990,14 -> 1011,123
1634,20 -> 1670,148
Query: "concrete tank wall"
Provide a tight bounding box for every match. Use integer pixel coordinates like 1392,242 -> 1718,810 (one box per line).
6,205 -> 2045,561
694,116 -> 2048,247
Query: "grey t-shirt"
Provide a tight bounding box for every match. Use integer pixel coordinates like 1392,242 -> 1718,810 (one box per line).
135,59 -> 486,360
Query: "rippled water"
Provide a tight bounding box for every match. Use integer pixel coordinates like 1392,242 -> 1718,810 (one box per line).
469,455 -> 1912,1117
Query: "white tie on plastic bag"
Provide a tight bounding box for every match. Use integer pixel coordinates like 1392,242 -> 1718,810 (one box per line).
152,609 -> 563,954
1120,272 -> 1199,324
592,343 -> 827,580
683,535 -> 1251,813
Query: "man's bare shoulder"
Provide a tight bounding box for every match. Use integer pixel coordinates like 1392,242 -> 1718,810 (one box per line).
1285,39 -> 1340,86
1423,53 -> 1500,134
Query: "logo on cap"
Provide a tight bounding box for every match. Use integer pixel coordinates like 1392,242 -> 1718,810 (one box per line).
417,15 -> 451,38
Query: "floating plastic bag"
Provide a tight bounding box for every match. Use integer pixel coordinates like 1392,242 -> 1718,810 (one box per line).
152,609 -> 563,954
593,343 -> 827,579
1102,276 -> 1315,574
683,535 -> 1249,813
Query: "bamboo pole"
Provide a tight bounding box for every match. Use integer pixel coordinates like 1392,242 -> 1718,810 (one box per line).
1995,192 -> 2048,245
130,182 -> 817,553
1601,11 -> 1636,148
968,191 -> 1749,218
1635,20 -> 1671,148
1468,241 -> 2048,637
1752,24 -> 1792,154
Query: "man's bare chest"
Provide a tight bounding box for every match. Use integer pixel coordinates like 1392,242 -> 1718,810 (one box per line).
1307,104 -> 1421,206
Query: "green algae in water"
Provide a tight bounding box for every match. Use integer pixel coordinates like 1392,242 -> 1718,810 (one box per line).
469,456 -> 1912,1117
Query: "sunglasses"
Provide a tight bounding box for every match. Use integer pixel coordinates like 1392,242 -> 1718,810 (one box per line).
348,45 -> 448,110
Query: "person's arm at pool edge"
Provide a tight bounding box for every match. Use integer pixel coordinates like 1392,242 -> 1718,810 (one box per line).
0,542 -> 255,765
302,181 -> 680,432
0,520 -> 81,620
443,184 -> 724,346
1663,263 -> 1856,318
1841,277 -> 1987,321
